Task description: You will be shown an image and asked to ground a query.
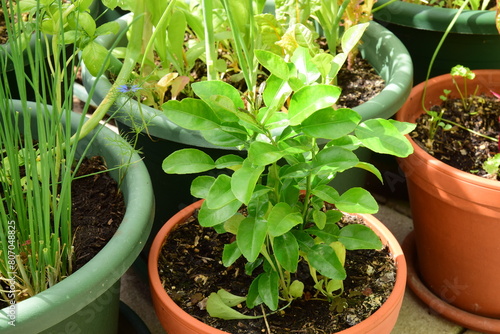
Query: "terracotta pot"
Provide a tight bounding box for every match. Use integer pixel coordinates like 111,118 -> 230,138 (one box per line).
396,71 -> 500,322
403,233 -> 500,334
148,200 -> 407,334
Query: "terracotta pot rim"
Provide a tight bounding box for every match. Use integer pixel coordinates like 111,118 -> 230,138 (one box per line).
396,70 -> 500,191
403,232 -> 500,333
148,200 -> 407,333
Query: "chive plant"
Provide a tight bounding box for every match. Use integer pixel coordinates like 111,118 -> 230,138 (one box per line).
0,0 -> 144,304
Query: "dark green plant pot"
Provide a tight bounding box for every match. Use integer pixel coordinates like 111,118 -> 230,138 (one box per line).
373,0 -> 500,83
0,100 -> 155,333
82,14 -> 413,251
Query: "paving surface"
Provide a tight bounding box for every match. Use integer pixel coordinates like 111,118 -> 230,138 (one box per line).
120,196 -> 485,333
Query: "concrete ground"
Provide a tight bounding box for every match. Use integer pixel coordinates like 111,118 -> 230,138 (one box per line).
119,195 -> 486,334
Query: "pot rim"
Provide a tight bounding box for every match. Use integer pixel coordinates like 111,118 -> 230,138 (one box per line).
373,0 -> 498,34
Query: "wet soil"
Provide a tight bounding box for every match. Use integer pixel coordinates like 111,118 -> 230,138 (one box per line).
158,212 -> 396,334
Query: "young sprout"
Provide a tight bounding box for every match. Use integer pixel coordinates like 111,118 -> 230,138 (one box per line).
450,65 -> 477,112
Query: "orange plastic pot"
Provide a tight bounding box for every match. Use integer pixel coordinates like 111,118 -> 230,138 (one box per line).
148,200 -> 407,334
396,71 -> 500,326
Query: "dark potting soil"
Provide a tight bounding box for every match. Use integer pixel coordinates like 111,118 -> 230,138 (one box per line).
337,56 -> 385,109
158,212 -> 396,334
412,95 -> 500,180
71,156 -> 125,270
0,156 -> 124,309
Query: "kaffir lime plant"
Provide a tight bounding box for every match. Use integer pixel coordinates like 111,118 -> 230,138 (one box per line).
161,24 -> 415,319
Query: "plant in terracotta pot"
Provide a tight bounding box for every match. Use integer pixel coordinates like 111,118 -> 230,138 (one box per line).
372,0 -> 500,83
147,21 -> 416,330
0,1 -> 154,332
396,64 -> 500,333
82,0 -> 413,248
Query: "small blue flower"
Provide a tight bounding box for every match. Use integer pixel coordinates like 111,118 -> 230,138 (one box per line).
117,84 -> 140,93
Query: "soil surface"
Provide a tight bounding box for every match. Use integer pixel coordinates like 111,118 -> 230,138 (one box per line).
337,56 -> 385,109
412,95 -> 500,180
0,156 -> 124,308
71,156 -> 125,271
158,212 -> 396,334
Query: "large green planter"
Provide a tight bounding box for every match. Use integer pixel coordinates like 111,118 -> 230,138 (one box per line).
82,13 -> 413,245
0,100 -> 155,333
373,0 -> 500,83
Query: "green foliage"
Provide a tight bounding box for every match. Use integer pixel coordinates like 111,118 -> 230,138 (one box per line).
162,34 -> 415,318
0,0 -> 140,305
483,154 -> 500,177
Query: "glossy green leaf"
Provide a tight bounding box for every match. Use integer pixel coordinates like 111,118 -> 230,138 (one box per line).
335,187 -> 378,214
289,280 -> 304,298
237,217 -> 267,262
215,154 -> 244,170
326,210 -> 344,225
192,80 -> 245,110
198,200 -> 242,227
95,21 -> 120,36
206,174 -> 236,210
267,203 -> 303,237
206,292 -> 258,320
355,119 -> 414,157
163,149 -> 216,174
247,141 -> 283,166
190,175 -> 216,199
273,232 -> 299,272
255,49 -> 290,80
82,41 -> 110,76
201,126 -> 247,147
301,108 -> 361,139
291,230 -> 315,252
312,209 -> 326,230
291,46 -> 320,85
231,161 -> 265,204
305,224 -> 339,245
314,146 -> 359,173
162,98 -> 221,130
306,244 -> 346,280
262,74 -> 292,115
280,162 -> 312,179
246,276 -> 263,309
288,85 -> 341,126
167,9 -> 186,70
255,13 -> 284,54
216,289 -> 247,307
77,11 -> 96,36
222,242 -> 243,267
224,213 -> 245,234
311,184 -> 340,204
354,162 -> 383,183
258,271 -> 280,311
311,53 -> 334,82
389,119 -> 416,135
338,224 -> 383,250
341,23 -> 369,55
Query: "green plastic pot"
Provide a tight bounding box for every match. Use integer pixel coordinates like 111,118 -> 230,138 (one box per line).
373,0 -> 500,83
0,100 -> 155,333
82,13 -> 413,246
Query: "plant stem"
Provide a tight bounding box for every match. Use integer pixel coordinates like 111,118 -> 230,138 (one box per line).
202,0 -> 217,81
71,5 -> 146,144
